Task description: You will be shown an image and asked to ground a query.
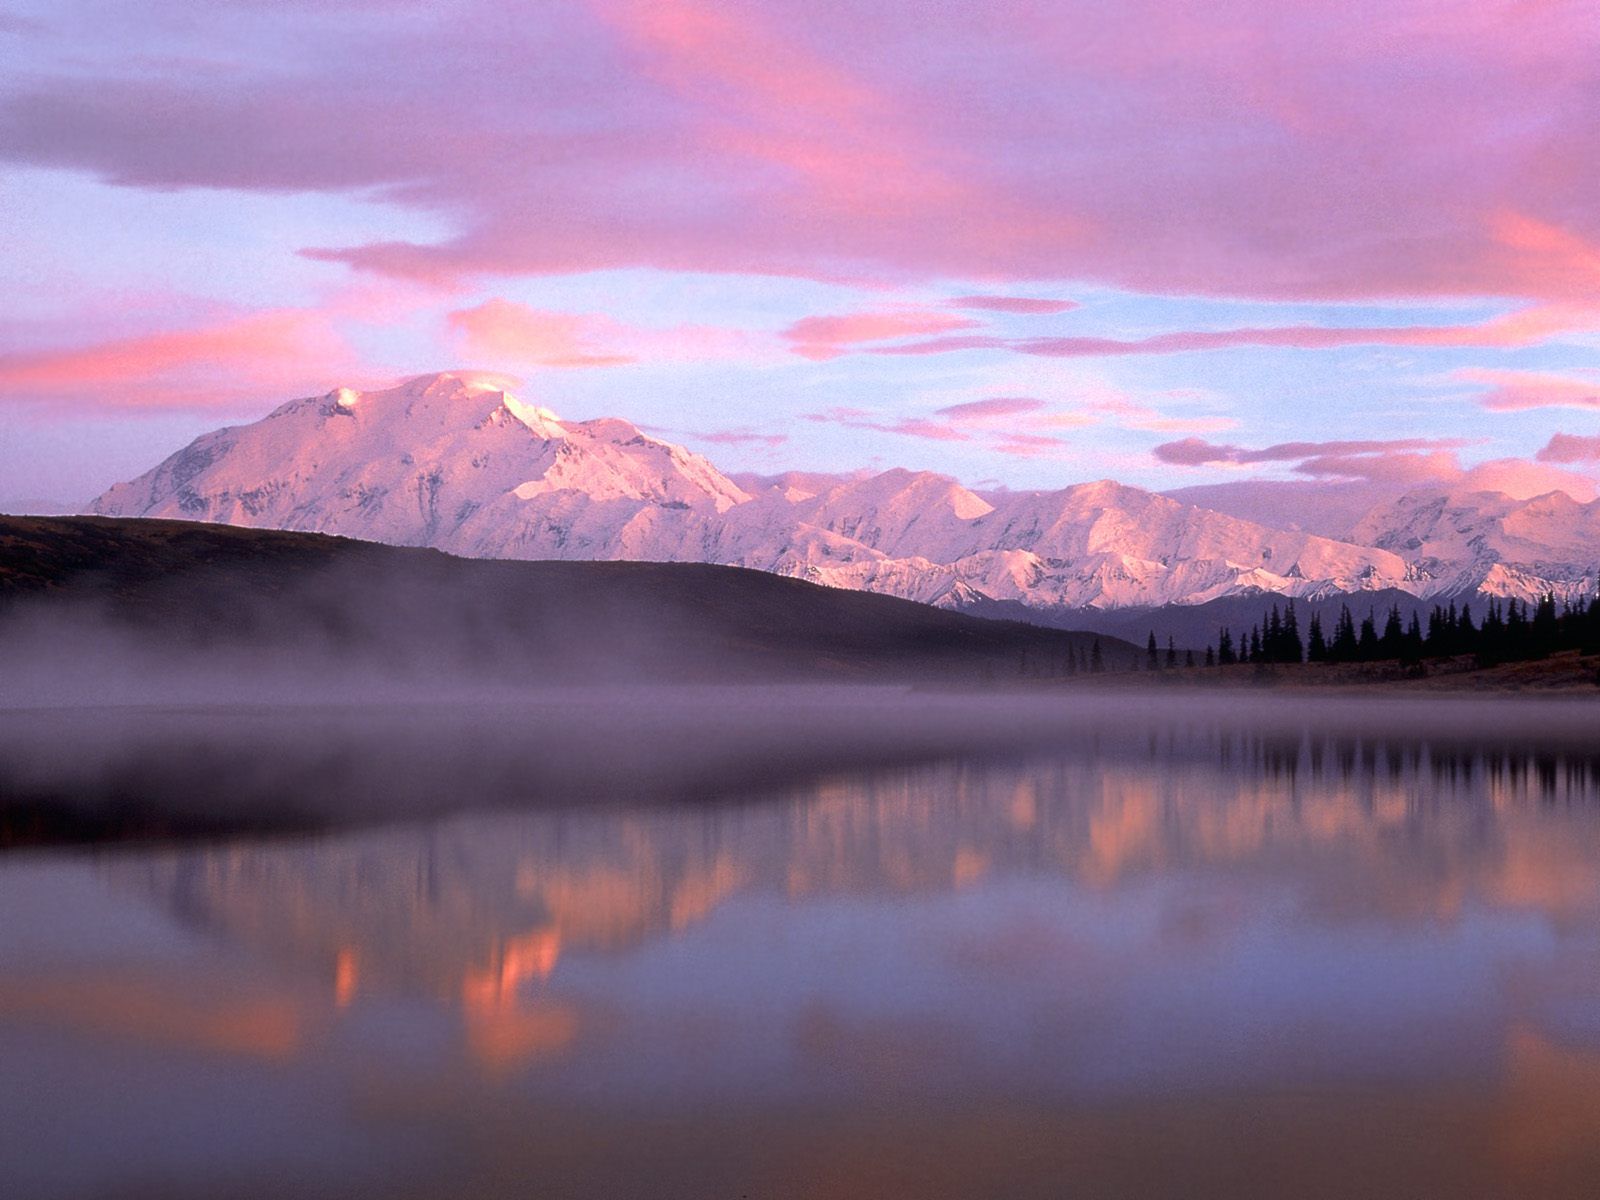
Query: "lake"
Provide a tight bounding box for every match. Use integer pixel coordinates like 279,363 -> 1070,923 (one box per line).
3,689 -> 1600,1198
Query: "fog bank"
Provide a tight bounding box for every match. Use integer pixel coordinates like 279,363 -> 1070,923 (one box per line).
4,687 -> 1599,847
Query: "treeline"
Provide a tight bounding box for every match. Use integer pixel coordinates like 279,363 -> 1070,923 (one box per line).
1011,637 -> 1108,678
1146,594 -> 1600,671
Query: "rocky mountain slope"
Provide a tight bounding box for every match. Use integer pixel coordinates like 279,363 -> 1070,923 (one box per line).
1347,489 -> 1600,602
90,372 -> 1600,612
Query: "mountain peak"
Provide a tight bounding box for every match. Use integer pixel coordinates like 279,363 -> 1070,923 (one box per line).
90,371 -> 747,540
398,369 -> 523,397
1065,478 -> 1154,504
321,372 -> 566,438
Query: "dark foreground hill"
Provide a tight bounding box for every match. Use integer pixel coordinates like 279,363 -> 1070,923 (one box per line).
0,516 -> 1129,692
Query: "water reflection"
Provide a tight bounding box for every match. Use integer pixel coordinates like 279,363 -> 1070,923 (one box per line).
6,702 -> 1600,1197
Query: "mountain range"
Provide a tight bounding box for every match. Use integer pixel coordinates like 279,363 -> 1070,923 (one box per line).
90,372 -> 1600,626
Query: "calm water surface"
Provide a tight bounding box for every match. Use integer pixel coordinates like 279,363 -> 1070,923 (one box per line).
5,691 -> 1600,1198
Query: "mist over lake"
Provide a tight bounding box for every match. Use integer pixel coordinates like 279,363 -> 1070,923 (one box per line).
6,688 -> 1600,1198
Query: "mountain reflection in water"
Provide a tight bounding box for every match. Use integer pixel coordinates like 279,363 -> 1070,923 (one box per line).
4,693 -> 1600,1198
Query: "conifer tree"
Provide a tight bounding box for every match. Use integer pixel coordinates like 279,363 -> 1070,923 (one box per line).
1165,636 -> 1177,668
1478,600 -> 1505,665
1381,605 -> 1404,659
1506,598 -> 1528,659
1331,604 -> 1358,662
1533,593 -> 1558,657
1283,600 -> 1304,663
1147,631 -> 1160,670
1357,611 -> 1379,661
1403,612 -> 1424,665
1307,612 -> 1328,662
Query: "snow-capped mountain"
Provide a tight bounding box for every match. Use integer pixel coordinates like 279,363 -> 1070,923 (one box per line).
90,372 -> 1598,611
1345,488 -> 1600,604
92,373 -> 747,563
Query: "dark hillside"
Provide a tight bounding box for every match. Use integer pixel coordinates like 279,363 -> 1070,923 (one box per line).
0,516 -> 1132,687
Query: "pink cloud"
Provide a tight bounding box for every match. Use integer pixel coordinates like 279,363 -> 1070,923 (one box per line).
1459,367 -> 1600,411
447,299 -> 637,368
1492,213 -> 1600,303
1073,391 -> 1237,434
1292,451 -> 1462,484
807,400 -> 1087,452
1160,438 -> 1598,500
991,432 -> 1072,458
1149,434 -> 1598,496
1137,415 -> 1239,434
1153,436 -> 1467,467
872,304 -> 1598,361
948,296 -> 1078,315
13,0 -> 1600,300
934,396 -> 1047,420
805,406 -> 972,442
1153,437 -> 1236,467
920,389 -> 1232,443
1460,457 -> 1599,501
1155,435 -> 1481,487
448,297 -> 753,367
1152,438 -> 1226,467
804,406 -> 867,422
871,336 -> 1014,357
0,310 -> 355,408
1537,434 -> 1600,465
783,309 -> 980,360
696,428 -> 788,447
591,0 -> 953,216
886,418 -> 972,442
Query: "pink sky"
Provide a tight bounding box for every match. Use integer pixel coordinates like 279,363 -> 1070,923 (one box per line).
1,0 -> 1597,513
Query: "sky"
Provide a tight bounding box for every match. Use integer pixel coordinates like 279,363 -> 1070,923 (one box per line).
2,0 -> 1599,518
